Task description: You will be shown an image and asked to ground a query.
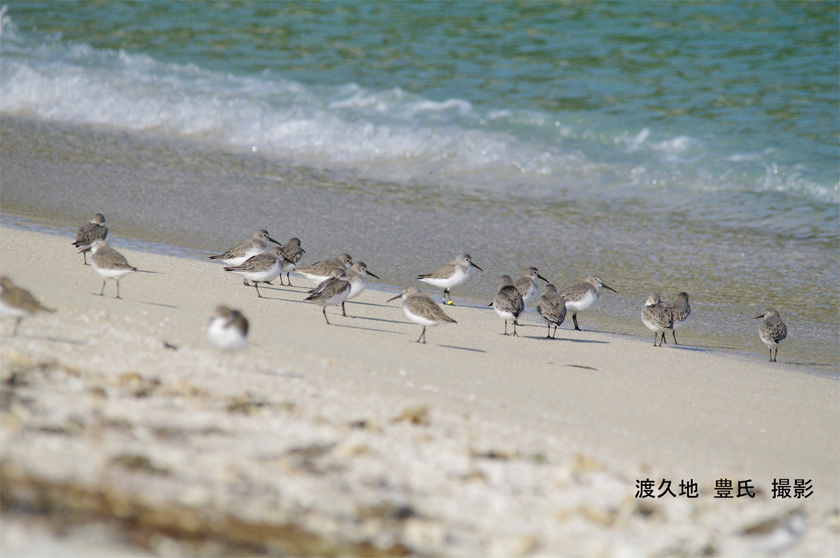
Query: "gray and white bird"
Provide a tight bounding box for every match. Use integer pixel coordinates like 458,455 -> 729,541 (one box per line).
206,305 -> 248,351
296,253 -> 353,284
756,309 -> 787,362
209,229 -> 281,266
514,266 -> 549,306
305,268 -> 351,325
341,262 -> 380,316
388,286 -> 457,344
0,276 -> 55,337
642,293 -> 673,347
89,240 -> 137,299
72,213 -> 108,265
493,275 -> 524,337
275,237 -> 305,286
558,276 -> 617,331
664,292 -> 691,344
536,284 -> 566,339
417,253 -> 482,305
223,250 -> 289,298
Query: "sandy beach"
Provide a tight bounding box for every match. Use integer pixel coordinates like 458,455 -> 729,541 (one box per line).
1,224 -> 838,556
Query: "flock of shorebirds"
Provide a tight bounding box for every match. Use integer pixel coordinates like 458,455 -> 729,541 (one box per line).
0,214 -> 788,362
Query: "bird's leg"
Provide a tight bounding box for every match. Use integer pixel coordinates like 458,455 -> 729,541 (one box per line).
12,317 -> 21,337
254,283 -> 263,298
417,326 -> 426,344
341,301 -> 347,317
115,279 -> 122,299
323,307 -> 331,325
672,331 -> 679,345
286,273 -> 294,287
572,313 -> 580,331
99,280 -> 107,297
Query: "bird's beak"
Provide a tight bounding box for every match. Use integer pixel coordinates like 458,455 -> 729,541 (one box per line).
471,262 -> 483,271
268,236 -> 282,245
602,283 -> 617,293
367,271 -> 380,279
387,293 -> 402,303
537,273 -> 549,283
755,315 -> 764,319
300,247 -> 306,253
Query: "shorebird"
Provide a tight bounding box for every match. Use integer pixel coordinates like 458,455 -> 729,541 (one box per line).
296,253 -> 353,284
340,262 -> 380,317
207,305 -> 248,351
642,293 -> 674,347
305,268 -> 351,325
0,276 -> 55,337
388,286 -> 456,344
493,275 -> 524,337
664,292 -> 691,344
275,237 -> 305,286
223,250 -> 289,298
756,309 -> 787,362
209,229 -> 281,266
89,240 -> 137,299
558,276 -> 617,331
417,253 -> 482,305
536,284 -> 566,339
514,266 -> 549,306
72,213 -> 108,265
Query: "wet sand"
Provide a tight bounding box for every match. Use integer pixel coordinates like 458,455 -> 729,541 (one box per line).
1,226 -> 838,556
2,115 -> 839,368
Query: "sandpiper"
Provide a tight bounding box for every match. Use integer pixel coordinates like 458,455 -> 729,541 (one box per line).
275,237 -> 305,286
0,276 -> 55,337
417,253 -> 482,305
756,309 -> 787,362
89,240 -> 137,299
305,268 -> 351,325
558,276 -> 617,331
224,251 -> 288,298
72,213 -> 108,265
514,266 -> 549,306
207,305 -> 249,351
340,262 -> 380,317
209,229 -> 281,266
296,253 -> 353,284
642,293 -> 673,347
388,286 -> 456,344
536,284 -> 566,339
493,275 -> 524,337
664,292 -> 691,344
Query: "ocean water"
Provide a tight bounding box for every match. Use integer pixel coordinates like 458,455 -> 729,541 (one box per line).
1,2 -> 838,367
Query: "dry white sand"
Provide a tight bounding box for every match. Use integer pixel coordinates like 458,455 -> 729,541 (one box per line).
1,225 -> 838,556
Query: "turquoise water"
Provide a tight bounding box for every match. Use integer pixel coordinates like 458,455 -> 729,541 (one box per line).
1,2 -> 838,365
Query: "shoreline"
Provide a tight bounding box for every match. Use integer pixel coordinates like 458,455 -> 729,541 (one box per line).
2,114 -> 838,369
1,225 -> 838,556
2,212 -> 837,376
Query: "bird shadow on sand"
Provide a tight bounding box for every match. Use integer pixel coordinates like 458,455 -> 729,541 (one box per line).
663,345 -> 712,352
341,314 -> 407,326
327,322 -> 404,335
138,300 -> 179,309
439,344 -> 487,353
345,300 -> 399,311
4,333 -> 87,345
525,335 -> 609,345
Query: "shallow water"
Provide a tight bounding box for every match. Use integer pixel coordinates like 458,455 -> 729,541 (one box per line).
1,116 -> 837,369
0,2 -> 837,368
